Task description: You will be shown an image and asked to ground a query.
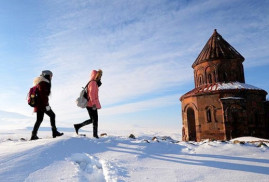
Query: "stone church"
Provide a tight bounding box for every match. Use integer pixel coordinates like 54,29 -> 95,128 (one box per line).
180,29 -> 269,141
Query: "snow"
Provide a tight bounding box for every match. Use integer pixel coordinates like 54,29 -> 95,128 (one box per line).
231,136 -> 269,142
203,82 -> 263,91
0,129 -> 269,182
220,97 -> 244,100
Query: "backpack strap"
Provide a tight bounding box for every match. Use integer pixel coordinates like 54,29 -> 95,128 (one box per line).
82,81 -> 92,101
83,81 -> 91,90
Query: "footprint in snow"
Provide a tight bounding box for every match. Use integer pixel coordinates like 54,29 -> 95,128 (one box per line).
25,153 -> 118,182
69,153 -> 118,182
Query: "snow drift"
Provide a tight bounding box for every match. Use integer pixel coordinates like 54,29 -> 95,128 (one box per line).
0,130 -> 268,182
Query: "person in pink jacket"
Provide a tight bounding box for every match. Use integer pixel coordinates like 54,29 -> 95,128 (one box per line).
74,69 -> 102,138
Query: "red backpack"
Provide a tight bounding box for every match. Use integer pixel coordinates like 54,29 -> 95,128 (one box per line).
27,86 -> 38,107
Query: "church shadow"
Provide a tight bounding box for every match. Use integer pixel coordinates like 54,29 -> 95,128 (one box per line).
106,141 -> 269,175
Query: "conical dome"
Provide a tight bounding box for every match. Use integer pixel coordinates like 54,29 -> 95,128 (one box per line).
192,29 -> 244,68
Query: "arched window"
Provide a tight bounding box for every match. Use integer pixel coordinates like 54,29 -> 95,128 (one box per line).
208,74 -> 212,84
198,76 -> 203,86
207,109 -> 212,123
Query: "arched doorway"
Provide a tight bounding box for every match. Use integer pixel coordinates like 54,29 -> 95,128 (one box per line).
187,108 -> 196,141
225,104 -> 246,139
231,111 -> 239,138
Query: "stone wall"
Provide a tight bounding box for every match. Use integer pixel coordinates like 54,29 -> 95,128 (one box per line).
181,90 -> 269,141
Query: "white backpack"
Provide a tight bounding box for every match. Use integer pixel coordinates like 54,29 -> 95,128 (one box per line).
76,81 -> 90,108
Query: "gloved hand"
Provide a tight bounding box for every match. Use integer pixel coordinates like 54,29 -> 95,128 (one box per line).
46,106 -> 51,111
92,105 -> 97,110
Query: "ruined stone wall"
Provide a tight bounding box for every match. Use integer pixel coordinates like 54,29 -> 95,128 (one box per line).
245,92 -> 266,138
219,90 -> 268,139
196,94 -> 225,141
220,96 -> 247,140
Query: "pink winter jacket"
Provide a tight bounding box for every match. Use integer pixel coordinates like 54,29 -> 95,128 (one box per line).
87,70 -> 101,109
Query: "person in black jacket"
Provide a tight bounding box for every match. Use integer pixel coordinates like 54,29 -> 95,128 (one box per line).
30,70 -> 63,140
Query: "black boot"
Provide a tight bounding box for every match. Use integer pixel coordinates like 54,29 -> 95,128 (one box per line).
74,124 -> 82,135
74,120 -> 92,135
52,128 -> 64,138
30,130 -> 39,140
93,126 -> 99,139
30,135 -> 39,140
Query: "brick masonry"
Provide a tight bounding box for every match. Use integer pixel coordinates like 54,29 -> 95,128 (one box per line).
180,30 -> 269,141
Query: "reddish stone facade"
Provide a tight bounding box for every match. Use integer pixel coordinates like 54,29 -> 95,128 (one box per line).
180,30 -> 269,141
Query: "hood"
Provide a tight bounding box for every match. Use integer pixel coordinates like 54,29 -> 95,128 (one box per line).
90,70 -> 98,81
33,76 -> 50,86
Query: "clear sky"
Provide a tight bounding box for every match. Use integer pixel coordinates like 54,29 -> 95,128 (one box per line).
0,0 -> 268,131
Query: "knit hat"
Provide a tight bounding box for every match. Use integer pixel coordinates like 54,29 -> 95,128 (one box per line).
41,70 -> 53,77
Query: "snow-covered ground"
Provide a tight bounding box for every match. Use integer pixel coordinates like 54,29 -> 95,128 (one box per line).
0,129 -> 268,182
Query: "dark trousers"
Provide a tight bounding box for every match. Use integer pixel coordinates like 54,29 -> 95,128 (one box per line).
76,107 -> 98,136
32,110 -> 56,135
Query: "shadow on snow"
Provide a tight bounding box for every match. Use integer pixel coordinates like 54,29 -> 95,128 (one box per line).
0,136 -> 268,181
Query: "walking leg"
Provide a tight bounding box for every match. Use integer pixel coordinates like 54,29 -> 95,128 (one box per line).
46,110 -> 63,138
91,109 -> 99,138
31,111 -> 44,140
74,107 -> 93,134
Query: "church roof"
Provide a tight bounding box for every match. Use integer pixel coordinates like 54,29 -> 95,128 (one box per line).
180,82 -> 267,101
192,29 -> 244,68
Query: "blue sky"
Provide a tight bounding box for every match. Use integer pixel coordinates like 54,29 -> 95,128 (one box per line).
0,0 -> 268,131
